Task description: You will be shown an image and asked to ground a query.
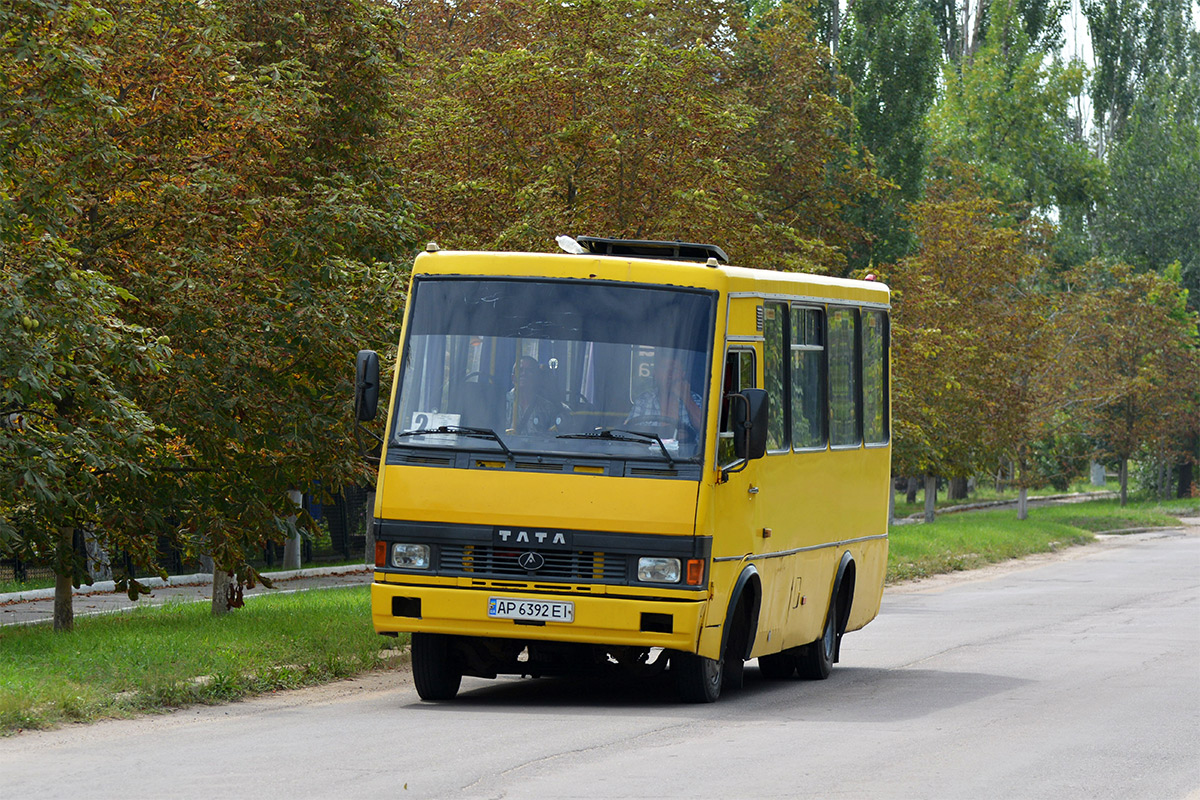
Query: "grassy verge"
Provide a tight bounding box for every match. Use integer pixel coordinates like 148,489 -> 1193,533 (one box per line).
0,586 -> 396,735
888,497 -> 1196,582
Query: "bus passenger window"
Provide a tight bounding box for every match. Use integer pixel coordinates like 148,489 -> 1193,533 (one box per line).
791,306 -> 827,449
862,310 -> 889,444
829,308 -> 861,447
763,302 -> 788,452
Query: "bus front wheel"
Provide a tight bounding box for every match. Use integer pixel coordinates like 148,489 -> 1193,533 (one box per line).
411,633 -> 463,701
672,651 -> 723,703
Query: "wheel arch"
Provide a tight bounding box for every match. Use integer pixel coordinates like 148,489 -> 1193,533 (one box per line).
832,550 -> 856,663
721,563 -> 762,661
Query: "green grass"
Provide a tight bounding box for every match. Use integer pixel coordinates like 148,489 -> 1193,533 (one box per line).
0,586 -> 398,735
888,496 -> 1196,582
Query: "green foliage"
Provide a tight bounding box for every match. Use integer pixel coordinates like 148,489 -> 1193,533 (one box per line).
1066,261 -> 1200,502
840,0 -> 940,265
928,39 -> 1102,213
1,0 -> 416,609
1098,85 -> 1200,304
394,0 -> 883,273
0,0 -> 172,585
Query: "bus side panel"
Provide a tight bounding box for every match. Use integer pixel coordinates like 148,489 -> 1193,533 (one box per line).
703,444 -> 890,659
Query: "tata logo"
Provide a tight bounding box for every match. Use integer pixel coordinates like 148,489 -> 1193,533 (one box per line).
493,528 -> 572,549
516,551 -> 545,571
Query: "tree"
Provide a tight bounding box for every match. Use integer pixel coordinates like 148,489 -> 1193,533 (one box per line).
927,8 -> 1102,218
0,0 -> 172,630
1068,261 -> 1200,504
94,0 -> 416,610
840,0 -> 941,265
889,175 -> 1068,518
3,0 -> 416,619
393,0 -> 884,273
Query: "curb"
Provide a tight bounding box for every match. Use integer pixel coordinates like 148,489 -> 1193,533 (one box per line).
1,564 -> 373,605
901,491 -> 1120,521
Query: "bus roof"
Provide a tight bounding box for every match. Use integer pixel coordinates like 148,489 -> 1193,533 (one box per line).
413,247 -> 890,307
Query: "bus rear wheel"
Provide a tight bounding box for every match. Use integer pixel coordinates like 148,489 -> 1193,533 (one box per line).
757,651 -> 797,679
796,600 -> 836,680
672,651 -> 723,703
411,633 -> 463,701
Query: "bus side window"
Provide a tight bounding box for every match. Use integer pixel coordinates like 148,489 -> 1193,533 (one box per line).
829,307 -> 862,447
791,306 -> 827,449
763,302 -> 788,452
718,349 -> 755,464
862,310 -> 889,444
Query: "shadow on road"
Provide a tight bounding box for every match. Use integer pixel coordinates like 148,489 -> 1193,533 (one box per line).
400,662 -> 1031,723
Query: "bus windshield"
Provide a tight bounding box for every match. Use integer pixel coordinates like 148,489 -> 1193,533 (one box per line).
393,277 -> 716,464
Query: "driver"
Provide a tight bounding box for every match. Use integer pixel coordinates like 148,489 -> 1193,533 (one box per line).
506,356 -> 565,433
625,354 -> 703,440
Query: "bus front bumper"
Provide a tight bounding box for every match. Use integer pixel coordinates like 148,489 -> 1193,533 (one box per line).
371,578 -> 706,652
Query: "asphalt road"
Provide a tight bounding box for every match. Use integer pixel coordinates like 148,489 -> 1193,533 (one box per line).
2,525 -> 1197,800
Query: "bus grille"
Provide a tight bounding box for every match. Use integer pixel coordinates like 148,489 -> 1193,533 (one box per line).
438,545 -> 628,583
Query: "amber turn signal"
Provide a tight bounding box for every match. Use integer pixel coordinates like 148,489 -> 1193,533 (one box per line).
686,559 -> 705,586
374,540 -> 387,567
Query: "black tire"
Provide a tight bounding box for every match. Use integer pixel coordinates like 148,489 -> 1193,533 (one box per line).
757,650 -> 797,680
672,651 -> 723,703
411,633 -> 463,701
796,598 -> 836,680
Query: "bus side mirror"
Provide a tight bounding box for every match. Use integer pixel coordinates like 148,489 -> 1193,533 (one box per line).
732,388 -> 768,461
355,350 -> 380,422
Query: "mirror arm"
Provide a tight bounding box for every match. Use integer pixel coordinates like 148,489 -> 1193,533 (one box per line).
719,458 -> 748,483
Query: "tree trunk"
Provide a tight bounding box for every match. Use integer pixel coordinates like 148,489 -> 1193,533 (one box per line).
924,474 -> 937,523
212,566 -> 232,616
1119,458 -> 1129,507
1017,487 -> 1029,520
906,477 -> 919,504
83,526 -> 112,583
282,489 -> 303,570
948,476 -> 969,501
53,526 -> 74,632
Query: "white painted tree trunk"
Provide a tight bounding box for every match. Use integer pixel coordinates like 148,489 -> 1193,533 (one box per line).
1119,459 -> 1129,507
1017,487 -> 1029,520
53,526 -> 74,632
282,489 -> 303,570
211,566 -> 231,616
924,474 -> 937,523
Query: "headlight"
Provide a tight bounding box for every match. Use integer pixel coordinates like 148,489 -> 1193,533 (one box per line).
391,543 -> 430,569
637,556 -> 681,583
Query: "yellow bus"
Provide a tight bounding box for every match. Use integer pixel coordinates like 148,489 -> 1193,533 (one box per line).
356,237 -> 891,702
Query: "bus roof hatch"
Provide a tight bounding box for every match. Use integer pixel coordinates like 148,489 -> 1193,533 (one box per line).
576,236 -> 729,264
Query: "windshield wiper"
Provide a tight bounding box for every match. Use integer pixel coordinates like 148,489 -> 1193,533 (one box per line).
396,425 -> 514,460
556,428 -> 675,466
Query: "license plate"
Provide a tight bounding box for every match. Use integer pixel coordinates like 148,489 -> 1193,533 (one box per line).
488,597 -> 575,623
